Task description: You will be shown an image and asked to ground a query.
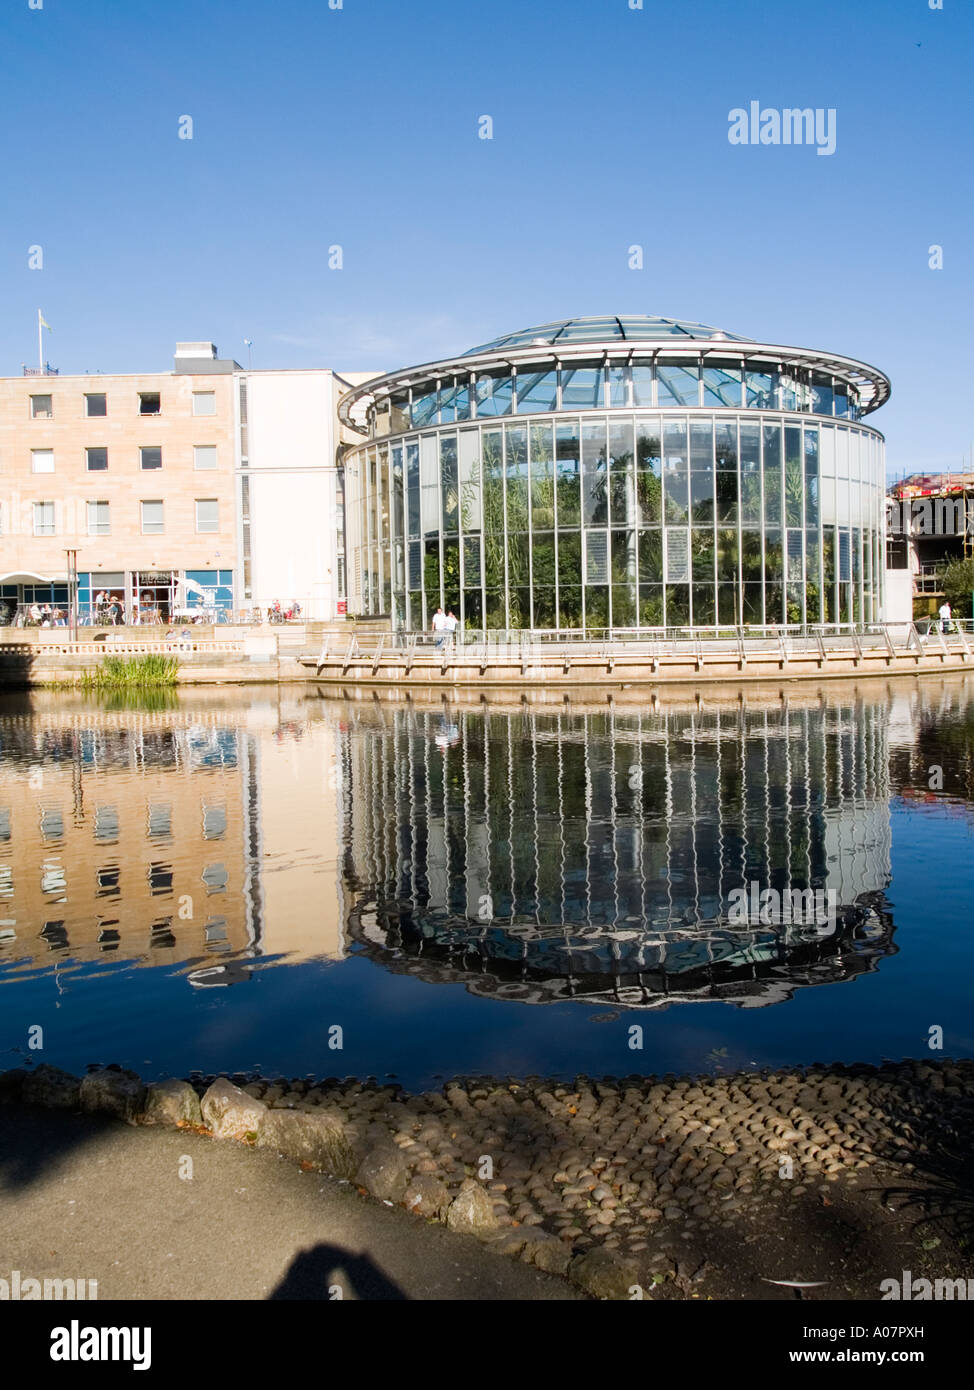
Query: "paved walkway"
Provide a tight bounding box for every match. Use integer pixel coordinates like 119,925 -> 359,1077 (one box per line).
0,1105 -> 581,1300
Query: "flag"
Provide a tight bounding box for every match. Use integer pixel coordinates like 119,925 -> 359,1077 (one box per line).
39,311 -> 52,332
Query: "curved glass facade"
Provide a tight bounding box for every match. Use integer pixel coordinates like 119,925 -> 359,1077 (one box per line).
341,321 -> 888,633
341,697 -> 894,1009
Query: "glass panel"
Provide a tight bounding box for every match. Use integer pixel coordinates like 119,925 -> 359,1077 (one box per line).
609,419 -> 634,526
420,435 -> 439,535
639,584 -> 664,625
481,431 -> 505,592
736,421 -> 759,529
406,442 -> 420,538
558,586 -> 582,629
440,435 -> 458,533
763,424 -> 782,528
657,360 -> 699,408
691,529 -> 714,584
745,364 -> 777,409
556,422 -> 581,527
608,365 -> 630,407
557,532 -> 581,586
474,371 -> 513,417
631,364 -> 654,406
635,416 -> 662,526
582,421 -> 608,525
462,534 -> 482,586
458,430 -> 481,531
390,394 -> 410,433
529,424 -> 555,529
690,420 -> 713,525
438,379 -> 457,424
779,373 -> 798,412
560,363 -> 603,409
785,426 -> 803,527
505,425 -> 528,532
411,385 -> 438,428
703,363 -> 742,408
515,365 -> 558,413
638,528 -> 663,584
531,532 -> 556,589
715,420 -> 738,526
810,372 -> 834,416
804,428 -> 819,527
662,420 -> 688,524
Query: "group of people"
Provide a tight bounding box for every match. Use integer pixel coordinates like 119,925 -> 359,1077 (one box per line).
431,606 -> 460,648
93,591 -> 124,625
266,599 -> 301,624
26,603 -> 68,628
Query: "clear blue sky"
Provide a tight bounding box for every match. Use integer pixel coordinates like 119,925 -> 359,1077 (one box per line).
2,0 -> 971,473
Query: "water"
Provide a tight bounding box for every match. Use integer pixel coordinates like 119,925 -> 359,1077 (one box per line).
1,679 -> 973,1090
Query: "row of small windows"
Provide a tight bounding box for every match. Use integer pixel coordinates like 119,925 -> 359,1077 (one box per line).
0,804 -> 227,842
0,861 -> 229,898
23,498 -> 221,537
369,360 -> 864,436
27,391 -> 217,419
26,445 -> 219,473
0,916 -> 232,956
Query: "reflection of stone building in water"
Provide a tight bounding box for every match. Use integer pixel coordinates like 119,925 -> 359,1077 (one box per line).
0,706 -> 257,978
341,697 -> 894,1007
0,696 -> 348,984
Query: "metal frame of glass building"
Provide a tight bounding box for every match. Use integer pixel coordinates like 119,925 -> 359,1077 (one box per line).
337,316 -> 891,634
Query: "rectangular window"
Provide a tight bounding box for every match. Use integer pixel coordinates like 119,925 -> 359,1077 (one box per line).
33,501 -> 55,536
192,391 -> 216,417
195,499 -> 219,533
560,364 -> 603,410
85,447 -> 108,471
30,394 -> 53,419
657,361 -> 700,408
85,393 -> 107,417
703,364 -> 742,408
138,391 -> 161,415
140,446 -> 162,470
516,365 -> 558,413
32,449 -> 55,473
141,500 -> 164,535
87,501 -> 111,536
194,445 -> 217,470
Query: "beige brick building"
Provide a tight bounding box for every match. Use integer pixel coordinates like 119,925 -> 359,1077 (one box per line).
0,342 -> 239,624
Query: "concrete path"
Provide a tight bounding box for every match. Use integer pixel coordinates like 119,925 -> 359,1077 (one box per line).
0,1105 -> 582,1300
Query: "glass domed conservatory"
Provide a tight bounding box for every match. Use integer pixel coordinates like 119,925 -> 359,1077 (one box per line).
338,315 -> 890,633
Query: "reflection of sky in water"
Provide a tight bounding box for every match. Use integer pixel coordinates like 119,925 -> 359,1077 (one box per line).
1,681 -> 973,1090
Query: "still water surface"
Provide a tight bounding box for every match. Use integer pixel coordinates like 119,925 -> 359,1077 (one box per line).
1,681 -> 972,1089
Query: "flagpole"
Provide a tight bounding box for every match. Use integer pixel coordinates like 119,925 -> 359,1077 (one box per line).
38,310 -> 43,373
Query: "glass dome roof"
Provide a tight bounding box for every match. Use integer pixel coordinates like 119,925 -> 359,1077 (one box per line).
461,315 -> 755,356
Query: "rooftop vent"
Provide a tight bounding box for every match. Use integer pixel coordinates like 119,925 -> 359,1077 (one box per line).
175,342 -> 218,359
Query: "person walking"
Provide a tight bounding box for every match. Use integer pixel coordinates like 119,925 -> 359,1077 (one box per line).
431,606 -> 448,649
939,599 -> 953,634
444,609 -> 459,647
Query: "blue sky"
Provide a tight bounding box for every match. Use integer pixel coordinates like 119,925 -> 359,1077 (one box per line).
2,0 -> 971,472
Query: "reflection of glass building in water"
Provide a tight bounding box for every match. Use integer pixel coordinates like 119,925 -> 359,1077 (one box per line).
338,316 -> 890,633
341,698 -> 894,1008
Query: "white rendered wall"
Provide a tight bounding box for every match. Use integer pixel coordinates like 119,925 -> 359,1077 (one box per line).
245,371 -> 339,618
